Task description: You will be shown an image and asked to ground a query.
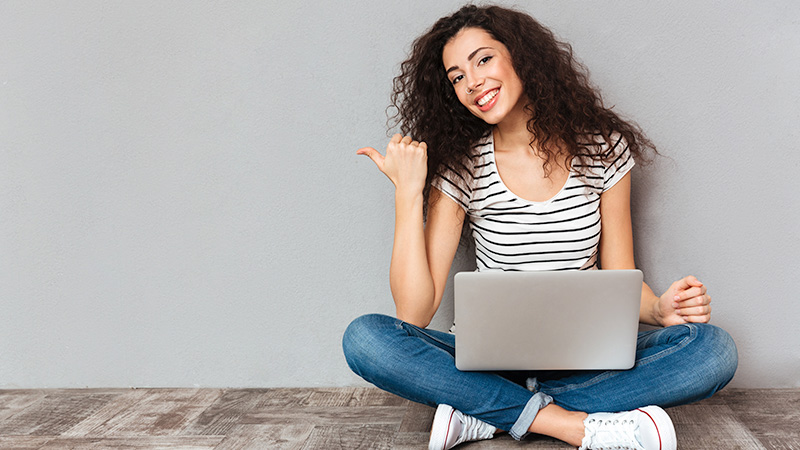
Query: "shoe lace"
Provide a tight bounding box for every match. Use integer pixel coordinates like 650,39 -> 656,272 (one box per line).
583,417 -> 642,450
458,413 -> 495,442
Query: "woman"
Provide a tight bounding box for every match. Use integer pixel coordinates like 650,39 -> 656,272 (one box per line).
342,5 -> 737,450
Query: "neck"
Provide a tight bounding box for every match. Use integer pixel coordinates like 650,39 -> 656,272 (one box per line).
493,112 -> 534,152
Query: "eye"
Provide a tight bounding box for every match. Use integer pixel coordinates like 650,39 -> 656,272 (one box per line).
478,55 -> 492,65
451,74 -> 463,85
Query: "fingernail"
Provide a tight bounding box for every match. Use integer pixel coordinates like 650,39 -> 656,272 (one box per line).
673,295 -> 680,301
672,302 -> 679,309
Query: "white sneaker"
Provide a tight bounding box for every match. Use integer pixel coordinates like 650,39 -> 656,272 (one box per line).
428,404 -> 496,450
579,405 -> 677,450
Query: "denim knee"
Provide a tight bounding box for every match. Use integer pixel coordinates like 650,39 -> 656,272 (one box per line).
685,323 -> 738,394
342,314 -> 394,378
699,323 -> 738,385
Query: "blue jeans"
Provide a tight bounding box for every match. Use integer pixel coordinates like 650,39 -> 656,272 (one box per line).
342,313 -> 737,440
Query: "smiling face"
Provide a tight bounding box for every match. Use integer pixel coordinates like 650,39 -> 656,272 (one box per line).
442,27 -> 528,126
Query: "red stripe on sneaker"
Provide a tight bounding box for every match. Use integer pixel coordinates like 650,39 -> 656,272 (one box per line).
636,408 -> 661,450
442,409 -> 456,450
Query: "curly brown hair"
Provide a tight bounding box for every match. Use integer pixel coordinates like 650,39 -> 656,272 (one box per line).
389,4 -> 656,208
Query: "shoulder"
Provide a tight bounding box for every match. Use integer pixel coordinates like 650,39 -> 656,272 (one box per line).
574,131 -> 633,170
436,133 -> 492,182
431,134 -> 494,211
601,131 -> 630,163
576,130 -> 628,159
572,131 -> 634,192
596,131 -> 634,191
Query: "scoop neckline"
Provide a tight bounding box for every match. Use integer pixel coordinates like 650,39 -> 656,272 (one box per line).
487,137 -> 574,206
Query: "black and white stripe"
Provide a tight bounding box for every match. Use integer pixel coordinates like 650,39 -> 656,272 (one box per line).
432,132 -> 634,272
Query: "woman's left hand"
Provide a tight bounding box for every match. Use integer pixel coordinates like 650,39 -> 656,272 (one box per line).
657,275 -> 712,327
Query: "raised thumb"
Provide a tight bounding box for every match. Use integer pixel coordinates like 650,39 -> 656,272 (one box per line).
356,147 -> 385,172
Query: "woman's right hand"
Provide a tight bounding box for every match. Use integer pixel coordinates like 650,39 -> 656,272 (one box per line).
357,134 -> 428,195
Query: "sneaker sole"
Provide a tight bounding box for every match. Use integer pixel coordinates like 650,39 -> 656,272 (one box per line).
429,404 -> 456,450
637,406 -> 677,450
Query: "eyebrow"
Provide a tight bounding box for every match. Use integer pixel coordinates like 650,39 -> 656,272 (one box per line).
445,46 -> 493,75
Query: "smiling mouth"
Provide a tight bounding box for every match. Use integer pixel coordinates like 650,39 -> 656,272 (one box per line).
476,88 -> 499,106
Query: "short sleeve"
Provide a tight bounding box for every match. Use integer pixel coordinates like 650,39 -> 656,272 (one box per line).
602,133 -> 635,192
431,162 -> 472,211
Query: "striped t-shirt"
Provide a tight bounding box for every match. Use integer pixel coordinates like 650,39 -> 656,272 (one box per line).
432,132 -> 634,272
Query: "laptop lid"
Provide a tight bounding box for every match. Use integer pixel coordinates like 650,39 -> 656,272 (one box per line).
454,269 -> 642,371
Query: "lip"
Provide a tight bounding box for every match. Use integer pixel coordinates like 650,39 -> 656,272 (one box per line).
475,88 -> 500,112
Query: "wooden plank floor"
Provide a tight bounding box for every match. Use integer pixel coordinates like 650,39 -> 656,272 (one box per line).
0,388 -> 797,449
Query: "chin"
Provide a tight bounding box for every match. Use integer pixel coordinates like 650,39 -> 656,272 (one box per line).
473,111 -> 504,125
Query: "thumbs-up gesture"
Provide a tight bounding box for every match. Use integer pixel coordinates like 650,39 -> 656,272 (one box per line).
357,134 -> 428,195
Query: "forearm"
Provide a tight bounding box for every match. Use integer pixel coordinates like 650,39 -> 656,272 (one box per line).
389,189 -> 436,327
639,281 -> 662,326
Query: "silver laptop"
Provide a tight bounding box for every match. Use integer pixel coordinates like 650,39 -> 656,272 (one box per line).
454,270 -> 642,371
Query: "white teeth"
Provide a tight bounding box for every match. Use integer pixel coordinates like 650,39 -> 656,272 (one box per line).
477,89 -> 498,106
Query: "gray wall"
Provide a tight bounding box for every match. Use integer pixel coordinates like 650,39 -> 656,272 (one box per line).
1,0 -> 797,389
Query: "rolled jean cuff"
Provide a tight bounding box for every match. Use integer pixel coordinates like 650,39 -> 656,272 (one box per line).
509,391 -> 553,440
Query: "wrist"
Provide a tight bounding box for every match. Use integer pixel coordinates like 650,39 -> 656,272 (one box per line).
650,294 -> 665,327
395,188 -> 424,204
394,189 -> 425,224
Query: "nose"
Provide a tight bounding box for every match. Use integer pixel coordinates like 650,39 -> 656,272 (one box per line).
465,73 -> 483,94
466,73 -> 484,94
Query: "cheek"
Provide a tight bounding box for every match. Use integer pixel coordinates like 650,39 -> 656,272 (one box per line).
453,89 -> 471,108
509,72 -> 525,95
